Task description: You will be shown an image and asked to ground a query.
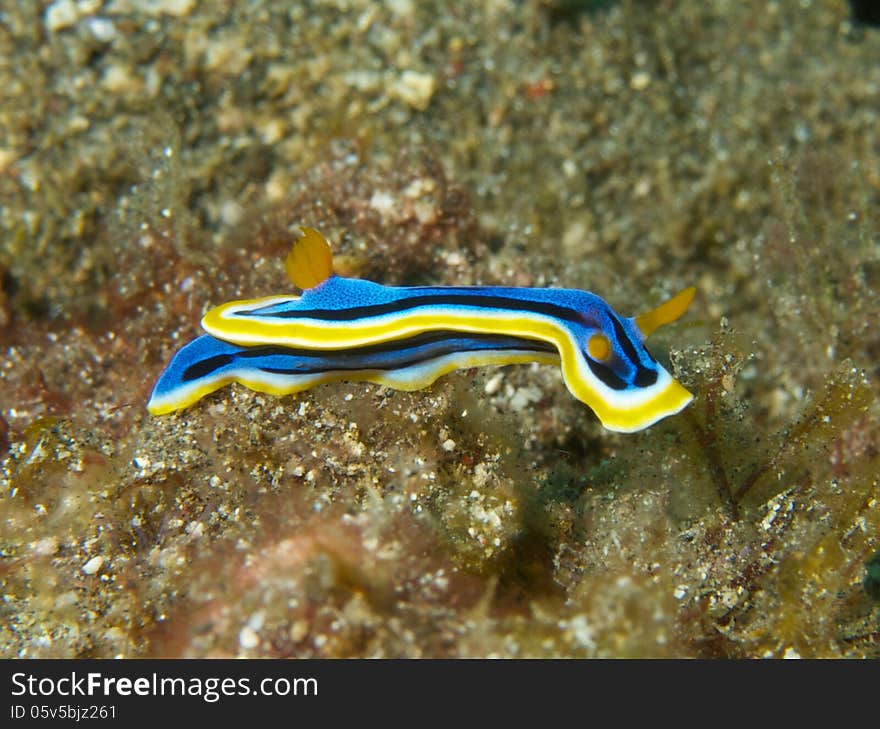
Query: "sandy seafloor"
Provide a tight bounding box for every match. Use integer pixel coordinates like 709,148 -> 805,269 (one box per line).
1,0 -> 878,657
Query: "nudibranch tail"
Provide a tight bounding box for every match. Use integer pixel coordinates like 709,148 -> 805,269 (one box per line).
147,331 -> 559,416
149,227 -> 696,432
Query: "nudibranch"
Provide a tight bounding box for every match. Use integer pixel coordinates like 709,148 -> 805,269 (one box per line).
148,228 -> 695,432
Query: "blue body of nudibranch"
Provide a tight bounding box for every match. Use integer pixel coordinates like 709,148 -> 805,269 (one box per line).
148,228 -> 694,432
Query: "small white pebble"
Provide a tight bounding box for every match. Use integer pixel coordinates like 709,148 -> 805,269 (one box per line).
289,620 -> 309,642
402,178 -> 436,198
247,610 -> 265,632
86,17 -> 117,43
32,537 -> 59,556
219,199 -> 243,226
442,438 -> 456,452
56,591 -> 78,609
76,0 -> 102,13
392,70 -> 436,111
630,71 -> 651,90
139,0 -> 197,17
102,64 -> 137,93
239,626 -> 259,650
484,372 -> 504,395
45,0 -> 78,32
369,190 -> 395,217
259,117 -> 285,145
510,385 -> 542,411
81,556 -> 104,575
